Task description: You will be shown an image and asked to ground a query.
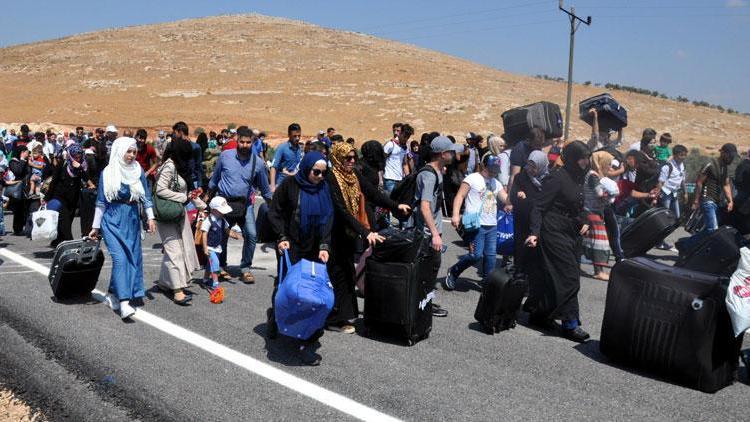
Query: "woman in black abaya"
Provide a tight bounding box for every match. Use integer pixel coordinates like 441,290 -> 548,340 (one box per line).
525,141 -> 591,343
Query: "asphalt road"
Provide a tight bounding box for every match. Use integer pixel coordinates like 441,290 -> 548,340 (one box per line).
0,208 -> 748,421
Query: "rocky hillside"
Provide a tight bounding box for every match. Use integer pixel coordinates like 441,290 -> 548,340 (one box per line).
0,14 -> 746,152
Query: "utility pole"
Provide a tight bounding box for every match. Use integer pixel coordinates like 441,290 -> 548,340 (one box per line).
559,1 -> 591,141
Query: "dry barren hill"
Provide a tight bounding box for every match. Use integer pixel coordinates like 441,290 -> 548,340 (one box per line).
0,14 -> 747,151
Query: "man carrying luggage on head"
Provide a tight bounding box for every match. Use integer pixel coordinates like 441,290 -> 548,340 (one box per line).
413,136 -> 460,318
692,143 -> 738,233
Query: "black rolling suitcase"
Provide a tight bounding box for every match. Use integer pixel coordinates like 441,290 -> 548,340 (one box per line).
474,269 -> 528,334
48,237 -> 104,298
620,207 -> 678,258
501,101 -> 563,143
600,257 -> 743,393
363,259 -> 432,345
675,226 -> 744,277
255,202 -> 277,244
370,227 -> 423,263
579,93 -> 628,131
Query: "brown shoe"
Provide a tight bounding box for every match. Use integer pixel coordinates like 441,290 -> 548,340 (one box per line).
172,289 -> 192,306
241,272 -> 255,284
218,270 -> 231,281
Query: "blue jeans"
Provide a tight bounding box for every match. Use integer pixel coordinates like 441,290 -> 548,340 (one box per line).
701,200 -> 719,233
0,197 -> 5,236
383,179 -> 398,225
660,192 -> 681,220
450,225 -> 497,280
220,202 -> 257,273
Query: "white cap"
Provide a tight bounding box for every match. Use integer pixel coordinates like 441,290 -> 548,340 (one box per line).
209,196 -> 233,215
318,130 -> 325,135
106,125 -> 118,133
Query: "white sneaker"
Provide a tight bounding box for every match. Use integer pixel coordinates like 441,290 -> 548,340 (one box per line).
104,294 -> 120,311
119,301 -> 136,319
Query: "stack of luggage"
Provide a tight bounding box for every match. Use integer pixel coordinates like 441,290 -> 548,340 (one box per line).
602,212 -> 748,392
363,228 -> 432,346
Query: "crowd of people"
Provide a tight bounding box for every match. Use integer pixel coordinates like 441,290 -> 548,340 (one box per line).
0,115 -> 748,365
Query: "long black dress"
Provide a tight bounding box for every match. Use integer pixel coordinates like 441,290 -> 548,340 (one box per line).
326,172 -> 395,326
527,165 -> 587,322
510,169 -> 546,308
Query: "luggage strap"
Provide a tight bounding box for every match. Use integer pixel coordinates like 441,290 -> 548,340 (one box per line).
279,250 -> 292,284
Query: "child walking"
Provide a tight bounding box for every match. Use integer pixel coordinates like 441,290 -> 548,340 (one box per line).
201,196 -> 242,289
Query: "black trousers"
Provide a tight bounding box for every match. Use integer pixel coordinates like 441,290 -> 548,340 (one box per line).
79,189 -> 97,236
54,201 -> 78,246
418,235 -> 442,292
10,197 -> 28,235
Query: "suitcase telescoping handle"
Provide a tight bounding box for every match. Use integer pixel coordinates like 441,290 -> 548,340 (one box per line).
78,236 -> 102,265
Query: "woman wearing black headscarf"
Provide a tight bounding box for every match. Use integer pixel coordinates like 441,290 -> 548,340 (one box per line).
356,140 -> 399,230
525,141 -> 592,343
155,139 -> 206,305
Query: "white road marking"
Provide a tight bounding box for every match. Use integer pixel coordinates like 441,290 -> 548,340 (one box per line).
0,247 -> 401,422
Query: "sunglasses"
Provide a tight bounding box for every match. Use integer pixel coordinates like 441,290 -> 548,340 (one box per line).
345,154 -> 357,162
311,169 -> 327,177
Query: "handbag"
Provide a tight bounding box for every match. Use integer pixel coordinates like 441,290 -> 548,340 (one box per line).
274,251 -> 334,340
3,180 -> 25,200
153,164 -> 185,224
461,212 -> 481,232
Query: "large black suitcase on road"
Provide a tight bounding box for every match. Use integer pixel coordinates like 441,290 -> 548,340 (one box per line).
579,93 -> 628,131
600,257 -> 742,393
255,202 -> 277,244
48,237 -> 104,298
474,268 -> 528,334
369,227 -> 424,264
501,101 -> 563,143
620,207 -> 678,258
363,259 -> 432,346
675,226 -> 744,277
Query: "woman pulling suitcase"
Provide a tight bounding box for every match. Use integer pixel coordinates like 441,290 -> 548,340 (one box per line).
89,137 -> 156,320
266,151 -> 333,366
525,141 -> 592,343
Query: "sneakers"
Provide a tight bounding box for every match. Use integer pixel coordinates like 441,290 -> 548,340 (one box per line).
443,270 -> 456,291
299,346 -> 321,366
119,301 -> 136,319
431,303 -> 448,318
562,326 -> 590,343
104,294 -> 120,311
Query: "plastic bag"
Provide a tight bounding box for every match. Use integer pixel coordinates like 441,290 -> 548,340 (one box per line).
31,206 -> 59,241
496,211 -> 514,255
726,247 -> 750,337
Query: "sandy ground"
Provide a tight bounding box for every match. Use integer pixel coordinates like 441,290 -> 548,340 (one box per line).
0,387 -> 45,422
0,14 -> 747,153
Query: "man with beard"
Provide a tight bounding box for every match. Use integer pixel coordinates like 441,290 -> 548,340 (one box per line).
692,143 -> 738,232
207,126 -> 273,284
270,123 -> 303,192
171,122 -> 202,189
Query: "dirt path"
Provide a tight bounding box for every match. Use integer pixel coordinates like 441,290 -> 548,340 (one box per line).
0,387 -> 46,422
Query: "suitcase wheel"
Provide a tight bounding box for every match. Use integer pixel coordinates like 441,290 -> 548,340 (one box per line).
406,338 -> 415,346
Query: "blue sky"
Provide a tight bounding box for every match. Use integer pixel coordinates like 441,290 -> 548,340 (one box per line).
1,0 -> 749,111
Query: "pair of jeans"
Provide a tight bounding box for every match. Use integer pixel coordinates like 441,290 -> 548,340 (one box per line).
450,225 -> 498,280
220,202 -> 257,273
700,200 -> 719,233
659,192 -> 681,220
383,179 -> 398,225
602,205 -> 624,261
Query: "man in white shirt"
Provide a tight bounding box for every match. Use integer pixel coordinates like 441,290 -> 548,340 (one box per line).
383,123 -> 413,193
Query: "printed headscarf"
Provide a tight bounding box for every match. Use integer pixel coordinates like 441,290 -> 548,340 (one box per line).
65,143 -> 87,177
103,137 -> 144,202
330,142 -> 369,230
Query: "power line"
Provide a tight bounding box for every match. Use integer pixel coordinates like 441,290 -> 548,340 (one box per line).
392,18 -> 560,42
372,9 -> 557,38
358,0 -> 556,32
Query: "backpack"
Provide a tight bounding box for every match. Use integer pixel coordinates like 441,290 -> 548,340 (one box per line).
389,165 -> 440,207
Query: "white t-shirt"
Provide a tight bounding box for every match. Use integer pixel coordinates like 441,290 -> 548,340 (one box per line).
659,159 -> 685,195
383,140 -> 406,181
200,214 -> 229,253
497,149 -> 512,188
463,172 -> 503,226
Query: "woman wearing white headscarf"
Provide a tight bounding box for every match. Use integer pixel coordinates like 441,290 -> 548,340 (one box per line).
89,137 -> 155,319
